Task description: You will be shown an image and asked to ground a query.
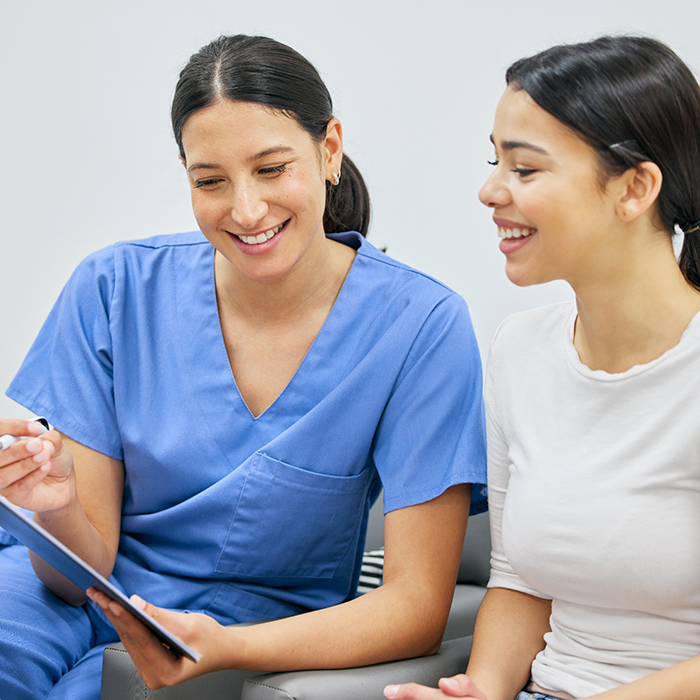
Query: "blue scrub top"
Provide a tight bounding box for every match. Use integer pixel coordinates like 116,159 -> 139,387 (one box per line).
7,231 -> 487,624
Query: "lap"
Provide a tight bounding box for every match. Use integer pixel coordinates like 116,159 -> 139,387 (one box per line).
0,544 -> 118,700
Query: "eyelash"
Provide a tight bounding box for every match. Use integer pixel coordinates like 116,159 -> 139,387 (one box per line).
487,160 -> 536,178
259,164 -> 287,175
194,163 -> 287,189
194,178 -> 222,188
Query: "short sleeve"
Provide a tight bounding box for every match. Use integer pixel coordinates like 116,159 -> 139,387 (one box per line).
6,246 -> 124,460
373,293 -> 487,516
485,321 -> 550,598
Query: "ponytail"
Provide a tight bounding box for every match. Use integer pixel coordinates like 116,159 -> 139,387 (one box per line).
680,229 -> 700,292
324,155 -> 371,236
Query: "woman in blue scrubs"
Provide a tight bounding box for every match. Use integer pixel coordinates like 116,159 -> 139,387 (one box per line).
0,35 -> 486,698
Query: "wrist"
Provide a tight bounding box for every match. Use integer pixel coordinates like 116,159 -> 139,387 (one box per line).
33,478 -> 80,521
214,621 -> 256,671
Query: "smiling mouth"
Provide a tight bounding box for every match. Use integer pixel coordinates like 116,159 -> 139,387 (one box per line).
498,226 -> 536,239
235,221 -> 287,245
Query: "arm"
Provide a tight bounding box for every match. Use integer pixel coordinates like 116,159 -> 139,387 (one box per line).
464,587 -> 550,700
382,587 -> 550,700
0,418 -> 124,605
30,433 -> 124,605
384,330 -> 553,700
88,483 -> 471,689
464,336 -> 551,700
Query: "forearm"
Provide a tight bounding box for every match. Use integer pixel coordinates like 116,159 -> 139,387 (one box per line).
465,587 -> 551,700
227,579 -> 449,672
31,495 -> 116,605
29,434 -> 124,605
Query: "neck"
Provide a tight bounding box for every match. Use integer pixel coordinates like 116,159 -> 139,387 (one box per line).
214,234 -> 355,324
572,239 -> 700,373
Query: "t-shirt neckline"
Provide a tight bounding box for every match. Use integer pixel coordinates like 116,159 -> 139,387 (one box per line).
562,303 -> 700,382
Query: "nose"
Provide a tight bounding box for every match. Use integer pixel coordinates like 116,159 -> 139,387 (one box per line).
478,167 -> 510,209
230,181 -> 268,230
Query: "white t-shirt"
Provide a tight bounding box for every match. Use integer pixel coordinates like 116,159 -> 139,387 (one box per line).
486,301 -> 700,698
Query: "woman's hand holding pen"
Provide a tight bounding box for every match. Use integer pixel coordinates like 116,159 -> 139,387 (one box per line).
0,419 -> 76,513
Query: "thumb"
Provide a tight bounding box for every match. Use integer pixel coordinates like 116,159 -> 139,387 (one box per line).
129,595 -> 190,637
438,675 -> 487,699
130,595 -> 163,620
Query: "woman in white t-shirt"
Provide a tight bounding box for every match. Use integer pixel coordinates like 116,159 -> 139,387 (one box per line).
385,35 -> 700,700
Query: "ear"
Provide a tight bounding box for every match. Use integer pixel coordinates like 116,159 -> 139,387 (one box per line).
613,161 -> 663,222
179,153 -> 187,169
321,118 -> 343,180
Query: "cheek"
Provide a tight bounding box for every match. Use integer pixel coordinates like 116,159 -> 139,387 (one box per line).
279,172 -> 326,217
190,194 -> 224,228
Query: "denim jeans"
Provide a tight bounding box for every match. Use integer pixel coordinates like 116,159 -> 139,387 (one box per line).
515,692 -> 570,700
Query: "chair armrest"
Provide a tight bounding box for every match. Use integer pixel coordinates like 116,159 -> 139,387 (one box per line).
241,636 -> 473,700
100,643 -> 264,700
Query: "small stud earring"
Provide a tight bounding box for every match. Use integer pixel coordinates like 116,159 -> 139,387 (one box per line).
331,170 -> 341,186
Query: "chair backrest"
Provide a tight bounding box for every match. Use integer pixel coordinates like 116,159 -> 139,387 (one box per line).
457,511 -> 491,586
364,494 -> 491,587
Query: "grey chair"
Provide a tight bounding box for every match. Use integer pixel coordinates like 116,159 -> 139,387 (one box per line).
100,502 -> 490,700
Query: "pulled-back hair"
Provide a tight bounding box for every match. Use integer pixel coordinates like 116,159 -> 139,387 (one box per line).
172,35 -> 370,236
506,35 -> 700,290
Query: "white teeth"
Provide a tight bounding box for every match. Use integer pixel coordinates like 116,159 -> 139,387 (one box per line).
498,227 -> 535,239
237,223 -> 284,245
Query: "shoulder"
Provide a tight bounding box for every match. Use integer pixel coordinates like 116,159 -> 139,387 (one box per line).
110,230 -> 209,265
486,301 -> 574,389
112,230 -> 208,251
73,231 -> 209,284
490,301 -> 575,359
332,231 -> 466,311
60,231 -> 210,313
75,231 -> 208,271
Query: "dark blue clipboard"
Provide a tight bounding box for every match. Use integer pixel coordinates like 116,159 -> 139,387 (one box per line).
0,496 -> 201,662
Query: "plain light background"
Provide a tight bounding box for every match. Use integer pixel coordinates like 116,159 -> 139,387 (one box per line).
1,0 -> 697,418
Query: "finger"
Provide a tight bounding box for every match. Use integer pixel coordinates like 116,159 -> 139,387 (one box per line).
0,445 -> 51,489
2,460 -> 51,495
87,589 -> 186,689
384,682 -> 455,699
438,675 -> 487,699
0,418 -> 45,438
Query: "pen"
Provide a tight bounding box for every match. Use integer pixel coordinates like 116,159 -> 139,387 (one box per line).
0,418 -> 51,451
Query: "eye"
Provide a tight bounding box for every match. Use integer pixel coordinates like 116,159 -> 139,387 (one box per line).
487,160 -> 498,166
512,167 -> 536,178
194,178 -> 223,189
259,164 -> 287,175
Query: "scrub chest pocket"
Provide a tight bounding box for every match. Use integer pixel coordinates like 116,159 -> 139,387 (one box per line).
215,453 -> 373,578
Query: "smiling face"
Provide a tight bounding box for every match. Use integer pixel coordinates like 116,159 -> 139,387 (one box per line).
479,86 -> 620,288
181,99 -> 341,282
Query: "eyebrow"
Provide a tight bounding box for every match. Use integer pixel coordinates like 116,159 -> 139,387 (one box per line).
186,146 -> 295,173
252,145 -> 294,161
489,135 -> 549,155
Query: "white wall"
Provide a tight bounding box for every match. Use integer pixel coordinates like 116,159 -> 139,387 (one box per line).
1,0 -> 698,418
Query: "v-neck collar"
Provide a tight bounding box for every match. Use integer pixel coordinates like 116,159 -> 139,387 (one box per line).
177,233 -> 365,431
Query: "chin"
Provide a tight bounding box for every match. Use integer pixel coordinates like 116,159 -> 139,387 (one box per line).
505,266 -> 536,287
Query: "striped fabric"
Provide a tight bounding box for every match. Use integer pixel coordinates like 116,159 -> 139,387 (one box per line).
356,547 -> 384,595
